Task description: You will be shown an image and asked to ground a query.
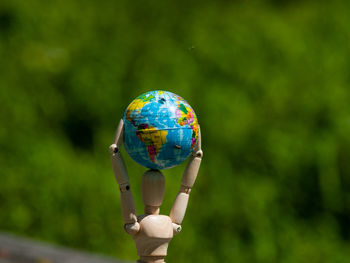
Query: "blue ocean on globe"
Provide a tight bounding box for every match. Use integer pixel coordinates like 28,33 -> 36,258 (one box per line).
122,90 -> 199,170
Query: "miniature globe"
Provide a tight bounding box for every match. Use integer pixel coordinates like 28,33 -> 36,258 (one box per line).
123,90 -> 199,170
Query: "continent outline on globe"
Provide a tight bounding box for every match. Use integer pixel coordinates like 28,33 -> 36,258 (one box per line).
122,90 -> 199,170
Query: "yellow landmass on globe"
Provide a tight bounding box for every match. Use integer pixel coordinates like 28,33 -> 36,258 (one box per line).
136,126 -> 168,163
126,99 -> 149,123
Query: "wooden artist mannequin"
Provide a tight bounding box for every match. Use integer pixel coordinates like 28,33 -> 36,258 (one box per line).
109,119 -> 202,263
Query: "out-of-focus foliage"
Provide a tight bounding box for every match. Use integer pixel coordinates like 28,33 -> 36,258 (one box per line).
1,0 -> 350,262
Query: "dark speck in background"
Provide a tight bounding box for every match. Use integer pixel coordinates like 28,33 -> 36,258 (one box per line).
0,9 -> 15,33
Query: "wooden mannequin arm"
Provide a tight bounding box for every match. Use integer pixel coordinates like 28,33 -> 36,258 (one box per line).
110,119 -> 140,235
170,126 -> 202,233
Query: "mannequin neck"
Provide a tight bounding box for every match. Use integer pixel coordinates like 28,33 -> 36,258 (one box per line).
144,205 -> 160,215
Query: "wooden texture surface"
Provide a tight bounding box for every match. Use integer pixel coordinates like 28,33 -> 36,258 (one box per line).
0,232 -> 129,263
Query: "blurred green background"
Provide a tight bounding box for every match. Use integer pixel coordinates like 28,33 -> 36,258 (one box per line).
1,0 -> 350,262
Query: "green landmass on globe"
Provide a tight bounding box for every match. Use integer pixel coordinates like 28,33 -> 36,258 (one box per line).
122,90 -> 199,170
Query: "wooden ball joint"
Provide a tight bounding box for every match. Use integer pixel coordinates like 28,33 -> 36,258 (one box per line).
110,119 -> 202,263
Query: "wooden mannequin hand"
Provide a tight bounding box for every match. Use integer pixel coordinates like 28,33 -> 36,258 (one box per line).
110,119 -> 139,233
169,126 -> 202,227
179,127 -> 203,191
109,143 -> 119,154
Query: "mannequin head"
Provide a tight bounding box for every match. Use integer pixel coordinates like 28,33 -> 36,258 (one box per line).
141,169 -> 165,215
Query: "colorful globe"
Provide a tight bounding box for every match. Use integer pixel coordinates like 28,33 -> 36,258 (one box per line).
123,90 -> 199,170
